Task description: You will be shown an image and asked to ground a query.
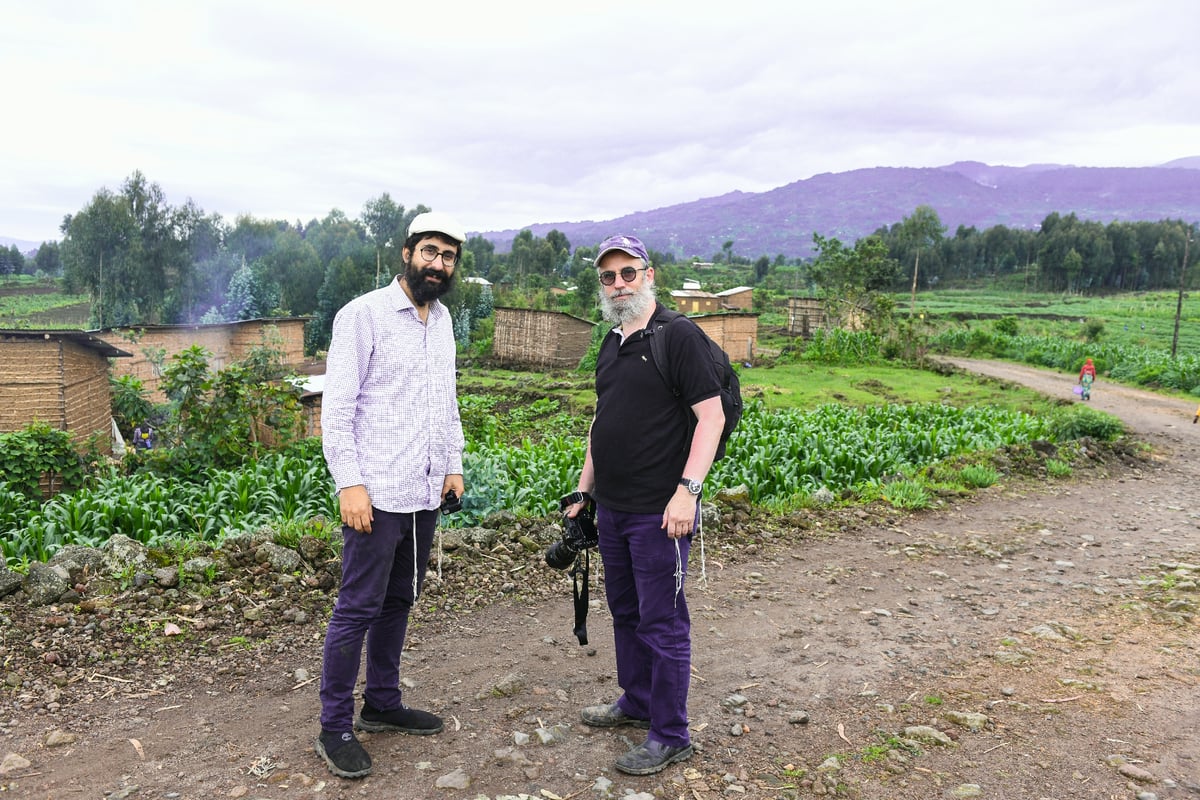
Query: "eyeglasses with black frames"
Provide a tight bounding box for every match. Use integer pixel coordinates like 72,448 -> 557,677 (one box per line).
598,266 -> 647,286
418,244 -> 459,267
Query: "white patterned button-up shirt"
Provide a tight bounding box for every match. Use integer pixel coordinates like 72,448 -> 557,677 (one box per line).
321,278 -> 465,513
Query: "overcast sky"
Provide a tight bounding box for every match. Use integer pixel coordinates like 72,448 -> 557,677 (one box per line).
3,0 -> 1198,245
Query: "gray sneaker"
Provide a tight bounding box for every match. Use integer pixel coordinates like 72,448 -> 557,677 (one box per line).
580,702 -> 651,729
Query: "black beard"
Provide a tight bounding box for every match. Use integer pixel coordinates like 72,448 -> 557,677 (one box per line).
404,261 -> 455,305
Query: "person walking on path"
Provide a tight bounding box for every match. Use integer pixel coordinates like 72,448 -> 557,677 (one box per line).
564,234 -> 725,776
1078,357 -> 1097,400
314,211 -> 467,779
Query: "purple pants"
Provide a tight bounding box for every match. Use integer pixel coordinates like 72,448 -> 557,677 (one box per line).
596,505 -> 692,748
319,508 -> 436,733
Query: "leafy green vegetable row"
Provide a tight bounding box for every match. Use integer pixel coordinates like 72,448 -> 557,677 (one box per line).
2,400 -> 1110,567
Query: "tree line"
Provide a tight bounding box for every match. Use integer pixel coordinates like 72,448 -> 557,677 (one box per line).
872,209 -> 1197,294
15,172 -> 1198,355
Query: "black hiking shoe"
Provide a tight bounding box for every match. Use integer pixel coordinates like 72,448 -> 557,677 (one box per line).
615,738 -> 694,775
580,702 -> 651,729
355,702 -> 444,735
314,730 -> 372,779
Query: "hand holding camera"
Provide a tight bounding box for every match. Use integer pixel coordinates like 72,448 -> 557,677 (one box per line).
545,491 -> 598,569
441,489 -> 462,515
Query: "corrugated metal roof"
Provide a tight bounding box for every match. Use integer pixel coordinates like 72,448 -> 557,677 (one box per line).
0,329 -> 133,358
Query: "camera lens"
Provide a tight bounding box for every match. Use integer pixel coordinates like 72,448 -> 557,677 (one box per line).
544,540 -> 578,570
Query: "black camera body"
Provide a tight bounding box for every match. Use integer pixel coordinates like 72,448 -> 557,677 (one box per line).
545,491 -> 597,569
440,489 -> 462,515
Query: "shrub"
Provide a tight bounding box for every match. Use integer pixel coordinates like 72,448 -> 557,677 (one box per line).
993,316 -> 1019,337
0,423 -> 87,499
1047,406 -> 1124,441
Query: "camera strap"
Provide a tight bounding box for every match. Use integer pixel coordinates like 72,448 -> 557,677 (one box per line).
570,549 -> 590,646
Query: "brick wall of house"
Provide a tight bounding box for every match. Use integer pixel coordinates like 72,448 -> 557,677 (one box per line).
100,318 -> 308,401
721,289 -> 753,310
0,338 -> 114,450
692,313 -> 759,363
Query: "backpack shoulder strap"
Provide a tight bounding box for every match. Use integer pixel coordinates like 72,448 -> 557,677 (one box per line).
646,309 -> 686,398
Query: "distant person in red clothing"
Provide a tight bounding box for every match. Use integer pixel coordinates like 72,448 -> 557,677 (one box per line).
1078,358 -> 1096,401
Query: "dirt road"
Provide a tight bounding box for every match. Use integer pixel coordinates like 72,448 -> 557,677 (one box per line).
3,359 -> 1199,800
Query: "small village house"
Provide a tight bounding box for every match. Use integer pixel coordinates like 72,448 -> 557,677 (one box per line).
97,317 -> 311,402
492,307 -> 595,369
716,286 -> 754,311
688,312 -> 759,364
0,329 -> 132,453
670,287 -> 721,314
787,297 -> 826,338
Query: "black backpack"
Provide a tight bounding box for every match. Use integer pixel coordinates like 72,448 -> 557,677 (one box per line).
645,309 -> 743,461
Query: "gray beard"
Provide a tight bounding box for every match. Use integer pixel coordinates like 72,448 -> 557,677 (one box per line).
599,280 -> 656,326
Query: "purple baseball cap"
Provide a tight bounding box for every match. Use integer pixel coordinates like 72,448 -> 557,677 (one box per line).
595,234 -> 649,265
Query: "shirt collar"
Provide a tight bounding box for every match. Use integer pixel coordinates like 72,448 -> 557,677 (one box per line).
387,276 -> 442,317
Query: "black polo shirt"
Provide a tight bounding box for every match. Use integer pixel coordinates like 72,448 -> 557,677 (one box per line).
590,305 -> 723,514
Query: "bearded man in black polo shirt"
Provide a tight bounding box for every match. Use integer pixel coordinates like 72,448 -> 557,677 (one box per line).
565,234 -> 725,775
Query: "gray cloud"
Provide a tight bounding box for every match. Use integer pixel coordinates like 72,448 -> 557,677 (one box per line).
2,0 -> 1197,243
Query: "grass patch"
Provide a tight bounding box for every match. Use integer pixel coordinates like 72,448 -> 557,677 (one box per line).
1046,459 -> 1073,478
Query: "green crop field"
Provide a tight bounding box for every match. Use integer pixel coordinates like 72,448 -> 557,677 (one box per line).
902,288 -> 1200,355
0,282 -> 91,328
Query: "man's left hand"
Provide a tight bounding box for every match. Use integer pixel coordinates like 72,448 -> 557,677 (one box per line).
662,488 -> 698,539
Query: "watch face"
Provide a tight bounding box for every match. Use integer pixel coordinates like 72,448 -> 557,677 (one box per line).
687,480 -> 701,495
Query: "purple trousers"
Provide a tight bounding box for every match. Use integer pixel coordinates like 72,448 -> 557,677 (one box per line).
596,505 -> 692,748
319,508 -> 436,733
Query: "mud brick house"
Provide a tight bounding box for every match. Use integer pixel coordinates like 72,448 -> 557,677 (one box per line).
689,312 -> 759,364
716,286 -> 754,310
0,329 -> 132,453
670,288 -> 721,314
98,317 -> 310,402
492,308 -> 596,369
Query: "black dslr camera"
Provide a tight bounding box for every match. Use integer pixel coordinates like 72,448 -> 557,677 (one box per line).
546,491 -> 599,646
545,491 -> 597,569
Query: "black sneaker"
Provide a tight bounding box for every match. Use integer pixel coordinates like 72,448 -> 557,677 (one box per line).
615,738 -> 694,775
355,702 -> 444,735
580,702 -> 651,729
314,730 -> 372,779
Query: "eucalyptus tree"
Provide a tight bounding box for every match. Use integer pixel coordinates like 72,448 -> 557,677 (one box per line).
33,241 -> 61,276
361,193 -> 413,288
896,205 -> 945,314
60,187 -> 138,327
809,233 -> 900,328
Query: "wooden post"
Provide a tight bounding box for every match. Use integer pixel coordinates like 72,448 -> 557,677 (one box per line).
1172,229 -> 1191,360
909,249 -> 920,316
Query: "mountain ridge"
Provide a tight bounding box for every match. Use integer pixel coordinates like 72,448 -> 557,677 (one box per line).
5,160 -> 1199,261
478,160 -> 1200,259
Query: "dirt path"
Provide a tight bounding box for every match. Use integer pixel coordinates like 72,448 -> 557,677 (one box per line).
3,360 -> 1199,800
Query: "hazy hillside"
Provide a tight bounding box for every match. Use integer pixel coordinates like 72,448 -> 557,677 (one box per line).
6,160 -> 1199,262
479,161 -> 1200,259
0,237 -> 43,254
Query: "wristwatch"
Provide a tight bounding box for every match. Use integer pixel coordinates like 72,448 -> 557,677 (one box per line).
679,478 -> 702,496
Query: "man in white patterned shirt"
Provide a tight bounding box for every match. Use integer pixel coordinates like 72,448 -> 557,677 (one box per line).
315,211 -> 467,779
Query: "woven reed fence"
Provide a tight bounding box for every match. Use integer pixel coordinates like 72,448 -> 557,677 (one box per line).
492,308 -> 595,370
